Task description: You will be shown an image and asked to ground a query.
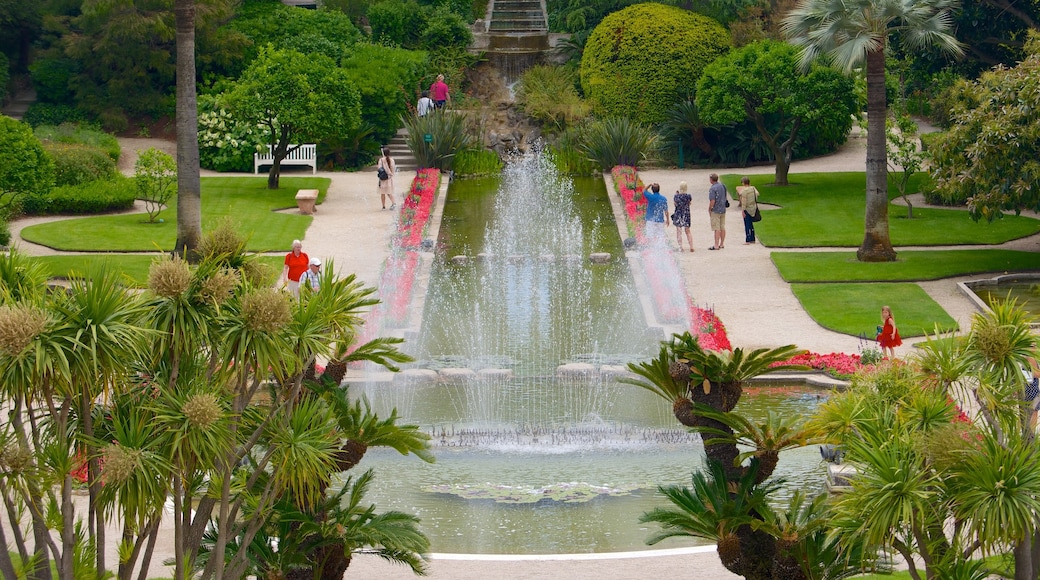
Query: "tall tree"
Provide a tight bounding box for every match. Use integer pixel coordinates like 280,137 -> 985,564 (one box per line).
782,0 -> 962,262
174,0 -> 202,257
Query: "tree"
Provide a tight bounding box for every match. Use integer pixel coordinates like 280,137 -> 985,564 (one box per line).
624,334 -> 853,580
696,40 -> 857,185
174,0 -> 202,256
929,33 -> 1040,221
0,116 -> 54,214
886,113 -> 923,218
136,147 -> 177,223
782,0 -> 962,262
579,3 -> 731,124
222,47 -> 362,189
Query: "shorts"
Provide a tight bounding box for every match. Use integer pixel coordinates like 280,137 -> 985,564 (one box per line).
710,212 -> 726,231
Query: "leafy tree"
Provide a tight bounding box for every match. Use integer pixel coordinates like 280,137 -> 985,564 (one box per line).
929,33 -> 1040,221
579,3 -> 730,125
221,46 -> 362,189
886,113 -> 924,218
0,116 -> 54,214
228,2 -> 362,69
815,302 -> 1040,580
135,147 -> 177,223
340,43 -> 427,145
783,0 -> 962,262
367,0 -> 428,48
696,40 -> 857,185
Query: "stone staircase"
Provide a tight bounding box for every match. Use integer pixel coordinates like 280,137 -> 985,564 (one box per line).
1,87 -> 36,121
489,0 -> 547,33
383,128 -> 418,174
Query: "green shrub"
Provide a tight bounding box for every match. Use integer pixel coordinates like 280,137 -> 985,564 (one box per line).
197,94 -> 269,172
35,123 -> 121,162
230,2 -> 362,66
43,143 -> 118,187
20,174 -> 137,215
341,43 -> 427,144
22,103 -> 90,128
0,216 -> 9,247
421,6 -> 473,51
579,4 -> 730,124
29,57 -> 77,103
403,111 -> 471,170
548,125 -> 599,175
581,117 -> 659,171
0,116 -> 55,205
515,65 -> 590,133
452,148 -> 503,176
369,0 -> 428,48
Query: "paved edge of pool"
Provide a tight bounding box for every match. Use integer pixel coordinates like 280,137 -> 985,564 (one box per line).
427,545 -> 717,561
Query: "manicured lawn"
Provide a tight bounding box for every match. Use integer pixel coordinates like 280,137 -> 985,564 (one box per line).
723,173 -> 1040,247
773,249 -> 1040,282
791,282 -> 958,338
34,254 -> 284,288
21,177 -> 330,252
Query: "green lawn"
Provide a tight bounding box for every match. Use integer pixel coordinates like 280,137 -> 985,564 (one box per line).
21,177 -> 330,252
773,249 -> 1040,282
723,173 -> 1040,247
34,254 -> 284,288
791,282 -> 958,338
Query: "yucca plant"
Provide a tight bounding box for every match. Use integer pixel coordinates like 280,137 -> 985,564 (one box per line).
402,110 -> 471,170
581,117 -> 659,170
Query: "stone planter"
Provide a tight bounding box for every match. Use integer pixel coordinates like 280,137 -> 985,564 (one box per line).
295,189 -> 319,215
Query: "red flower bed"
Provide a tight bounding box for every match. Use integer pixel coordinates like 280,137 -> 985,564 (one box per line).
771,352 -> 863,378
396,168 -> 440,248
691,305 -> 731,351
611,165 -> 647,244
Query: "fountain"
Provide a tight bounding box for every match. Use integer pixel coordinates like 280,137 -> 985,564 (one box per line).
356,153 -> 828,554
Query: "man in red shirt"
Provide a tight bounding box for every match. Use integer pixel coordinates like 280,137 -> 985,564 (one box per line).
281,239 -> 309,297
430,74 -> 450,109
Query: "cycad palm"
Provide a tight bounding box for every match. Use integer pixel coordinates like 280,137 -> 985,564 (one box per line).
782,0 -> 962,262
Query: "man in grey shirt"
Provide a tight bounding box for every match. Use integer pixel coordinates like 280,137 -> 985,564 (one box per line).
707,173 -> 727,250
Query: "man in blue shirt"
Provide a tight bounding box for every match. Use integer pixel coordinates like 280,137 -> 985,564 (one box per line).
643,182 -> 670,245
707,173 -> 728,250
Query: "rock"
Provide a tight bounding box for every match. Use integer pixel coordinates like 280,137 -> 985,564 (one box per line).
589,252 -> 611,263
477,368 -> 514,379
450,255 -> 468,265
556,363 -> 596,377
396,369 -> 439,384
439,368 -> 477,381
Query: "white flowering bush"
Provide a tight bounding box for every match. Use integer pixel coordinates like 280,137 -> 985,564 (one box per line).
198,95 -> 270,172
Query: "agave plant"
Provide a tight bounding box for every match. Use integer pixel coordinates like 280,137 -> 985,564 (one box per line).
402,110 -> 472,170
580,117 -> 659,170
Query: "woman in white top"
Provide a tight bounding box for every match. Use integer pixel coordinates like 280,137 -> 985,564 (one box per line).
377,147 -> 397,210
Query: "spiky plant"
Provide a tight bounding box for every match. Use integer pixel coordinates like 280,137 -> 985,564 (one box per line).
581,117 -> 659,170
691,405 -> 817,483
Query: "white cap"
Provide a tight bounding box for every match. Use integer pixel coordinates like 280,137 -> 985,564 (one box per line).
310,258 -> 321,266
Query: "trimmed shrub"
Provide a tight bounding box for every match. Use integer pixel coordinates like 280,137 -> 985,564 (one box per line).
579,4 -> 730,124
20,174 -> 137,216
22,103 -> 90,128
0,116 -> 55,202
43,143 -> 118,187
36,123 -> 121,161
341,43 -> 427,144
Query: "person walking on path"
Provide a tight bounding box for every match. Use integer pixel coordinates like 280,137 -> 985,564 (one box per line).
644,182 -> 670,245
876,305 -> 902,358
736,176 -> 759,244
430,74 -> 450,109
377,147 -> 397,210
707,173 -> 727,250
417,90 -> 433,117
281,240 -> 309,298
672,181 -> 694,252
299,257 -> 322,293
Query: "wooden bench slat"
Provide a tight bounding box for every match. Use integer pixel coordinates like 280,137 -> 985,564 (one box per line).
254,144 -> 317,174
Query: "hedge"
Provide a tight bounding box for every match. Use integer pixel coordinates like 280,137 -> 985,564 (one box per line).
43,143 -> 118,187
20,174 -> 137,216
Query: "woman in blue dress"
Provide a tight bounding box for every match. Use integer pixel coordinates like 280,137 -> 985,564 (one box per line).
672,181 -> 694,252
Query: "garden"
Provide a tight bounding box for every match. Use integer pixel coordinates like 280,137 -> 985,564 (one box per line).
2,0 -> 1040,578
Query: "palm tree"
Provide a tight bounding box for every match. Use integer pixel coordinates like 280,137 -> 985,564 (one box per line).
782,0 -> 962,262
174,0 -> 202,257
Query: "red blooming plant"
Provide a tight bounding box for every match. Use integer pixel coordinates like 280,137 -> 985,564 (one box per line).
397,168 -> 440,248
611,165 -> 647,244
691,305 -> 731,351
771,352 -> 864,379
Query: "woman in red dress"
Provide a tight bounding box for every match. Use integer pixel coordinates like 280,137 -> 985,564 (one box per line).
876,305 -> 902,358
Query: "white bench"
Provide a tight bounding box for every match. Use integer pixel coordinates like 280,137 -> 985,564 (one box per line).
254,144 -> 317,174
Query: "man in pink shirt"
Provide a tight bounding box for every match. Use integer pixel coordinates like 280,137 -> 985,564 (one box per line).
430,74 -> 450,109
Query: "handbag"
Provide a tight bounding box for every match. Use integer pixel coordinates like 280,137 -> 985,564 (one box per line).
725,199 -> 730,208
377,166 -> 389,181
751,207 -> 762,222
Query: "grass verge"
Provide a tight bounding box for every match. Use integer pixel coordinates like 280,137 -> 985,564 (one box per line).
34,254 -> 284,288
773,249 -> 1040,282
723,173 -> 1040,247
791,282 -> 958,338
20,177 -> 330,252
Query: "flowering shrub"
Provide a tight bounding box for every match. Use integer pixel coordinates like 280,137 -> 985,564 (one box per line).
771,352 -> 863,379
611,165 -> 646,243
396,168 -> 440,247
197,96 -> 269,172
692,305 -> 731,351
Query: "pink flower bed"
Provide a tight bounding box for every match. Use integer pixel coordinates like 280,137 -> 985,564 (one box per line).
611,166 -> 647,244
691,305 -> 731,351
771,352 -> 863,378
397,168 -> 440,248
